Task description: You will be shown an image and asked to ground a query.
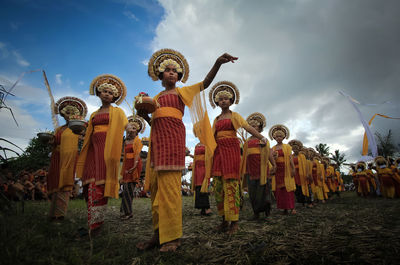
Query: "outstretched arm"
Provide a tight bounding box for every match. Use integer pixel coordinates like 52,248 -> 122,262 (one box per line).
243,124 -> 267,144
202,53 -> 238,90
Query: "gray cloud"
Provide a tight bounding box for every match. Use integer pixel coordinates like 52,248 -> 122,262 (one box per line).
153,0 -> 400,162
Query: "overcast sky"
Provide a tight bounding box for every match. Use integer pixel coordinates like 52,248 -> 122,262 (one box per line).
1,0 -> 399,167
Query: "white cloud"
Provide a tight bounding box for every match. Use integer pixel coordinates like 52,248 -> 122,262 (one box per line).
12,50 -> 30,67
123,10 -> 139,21
55,74 -> 63,85
0,43 -> 30,67
151,0 -> 400,163
78,81 -> 84,86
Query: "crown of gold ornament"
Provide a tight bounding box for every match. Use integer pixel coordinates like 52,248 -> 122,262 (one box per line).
374,156 -> 388,166
54,96 -> 88,118
148,48 -> 189,83
269,124 -> 290,140
89,74 -> 126,105
288,139 -> 303,149
209,81 -> 240,108
127,115 -> 146,134
356,161 -> 366,170
246,112 -> 266,129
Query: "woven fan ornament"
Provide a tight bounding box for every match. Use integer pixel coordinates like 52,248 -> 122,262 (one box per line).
89,74 -> 127,105
148,49 -> 189,83
127,115 -> 146,134
288,139 -> 303,149
269,124 -> 290,140
209,81 -> 240,109
246,112 -> 266,129
54,96 -> 88,119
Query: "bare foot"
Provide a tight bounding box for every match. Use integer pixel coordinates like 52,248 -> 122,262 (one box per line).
159,239 -> 181,252
120,214 -> 133,220
215,221 -> 229,233
136,233 -> 159,251
226,222 -> 239,235
290,209 -> 297,215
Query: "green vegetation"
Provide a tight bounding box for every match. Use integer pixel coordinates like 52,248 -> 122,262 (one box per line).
1,193 -> 400,265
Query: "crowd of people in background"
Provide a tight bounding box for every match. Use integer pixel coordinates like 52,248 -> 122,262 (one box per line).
350,156 -> 400,198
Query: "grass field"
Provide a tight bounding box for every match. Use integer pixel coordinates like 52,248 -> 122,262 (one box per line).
1,192 -> 400,265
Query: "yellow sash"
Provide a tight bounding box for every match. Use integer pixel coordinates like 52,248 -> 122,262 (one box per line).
125,153 -> 134,159
247,147 -> 261,155
94,124 -> 108,133
153,107 -> 183,120
216,130 -> 237,139
194,154 -> 205,161
276,157 -> 284,163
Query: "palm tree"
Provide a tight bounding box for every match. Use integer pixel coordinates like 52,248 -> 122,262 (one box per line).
315,143 -> 330,157
375,130 -> 397,157
330,149 -> 346,172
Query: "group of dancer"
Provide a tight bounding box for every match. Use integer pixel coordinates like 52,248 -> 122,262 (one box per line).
45,48 -> 346,253
350,157 -> 400,198
190,112 -> 345,228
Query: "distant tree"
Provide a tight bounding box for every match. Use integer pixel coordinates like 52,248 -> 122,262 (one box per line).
330,149 -> 346,172
315,143 -> 330,157
375,130 -> 397,157
7,136 -> 52,175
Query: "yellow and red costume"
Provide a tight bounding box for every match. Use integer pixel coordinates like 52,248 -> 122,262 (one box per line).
48,96 -> 87,219
212,112 -> 248,221
272,145 -> 296,209
145,82 -> 203,244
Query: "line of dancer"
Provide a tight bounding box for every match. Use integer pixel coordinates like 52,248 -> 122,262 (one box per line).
43,48 -> 354,253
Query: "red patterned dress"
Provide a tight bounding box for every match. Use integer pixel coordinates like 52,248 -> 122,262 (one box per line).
82,113 -> 109,230
212,119 -> 241,221
151,93 -> 186,171
274,149 -> 295,209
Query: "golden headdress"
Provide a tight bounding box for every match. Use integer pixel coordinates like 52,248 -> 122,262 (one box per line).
89,74 -> 127,105
321,157 -> 330,165
54,96 -> 88,119
127,115 -> 146,134
269,124 -> 290,140
148,48 -> 189,83
299,147 -> 307,156
356,161 -> 366,171
374,156 -> 388,167
209,81 -> 240,109
246,112 -> 266,130
288,139 -> 303,149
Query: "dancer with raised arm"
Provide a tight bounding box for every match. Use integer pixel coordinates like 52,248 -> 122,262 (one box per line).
137,49 -> 238,252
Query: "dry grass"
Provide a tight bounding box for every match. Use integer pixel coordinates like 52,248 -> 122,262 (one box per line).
1,192 -> 400,265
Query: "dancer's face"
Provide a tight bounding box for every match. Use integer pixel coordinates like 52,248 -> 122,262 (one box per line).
217,95 -> 231,109
162,65 -> 179,85
99,87 -> 115,103
126,124 -> 138,138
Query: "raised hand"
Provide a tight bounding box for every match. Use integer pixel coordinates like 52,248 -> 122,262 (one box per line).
216,53 -> 238,65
